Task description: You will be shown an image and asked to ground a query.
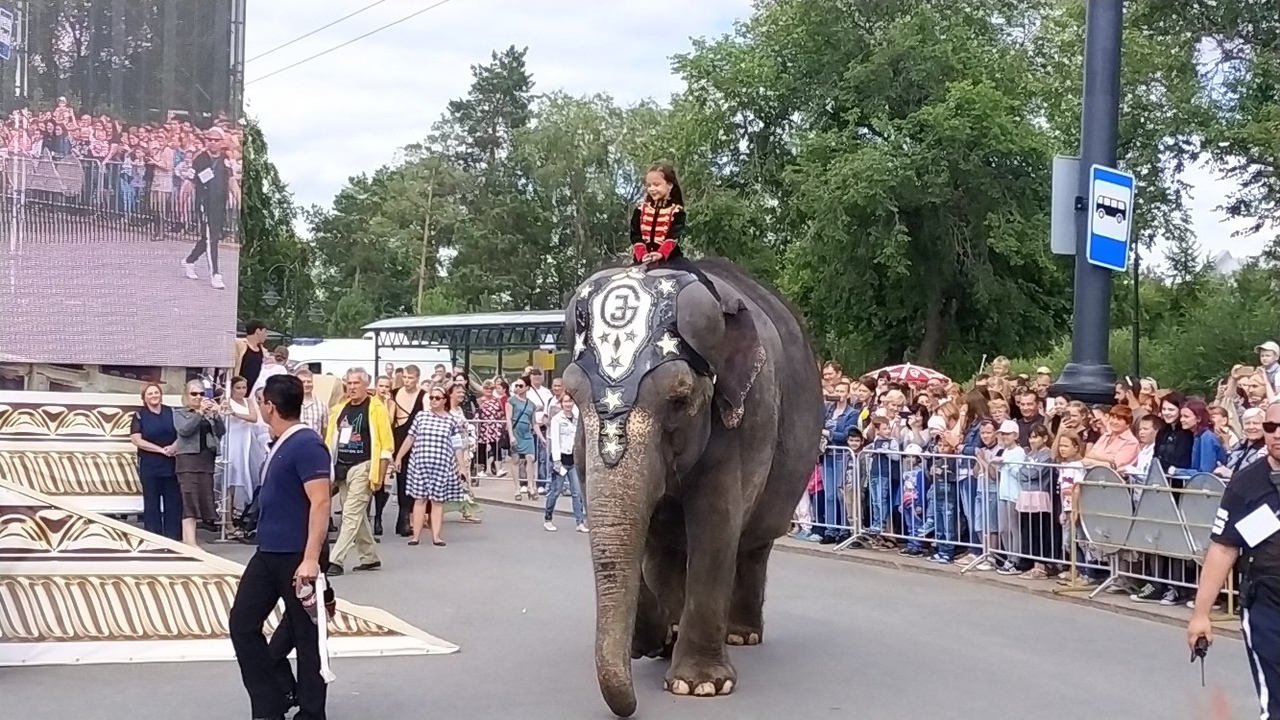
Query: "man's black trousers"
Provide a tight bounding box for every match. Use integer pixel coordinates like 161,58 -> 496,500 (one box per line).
229,547 -> 331,720
1242,604 -> 1280,720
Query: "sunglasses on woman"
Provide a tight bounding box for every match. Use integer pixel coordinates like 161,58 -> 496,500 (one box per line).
430,395 -> 446,401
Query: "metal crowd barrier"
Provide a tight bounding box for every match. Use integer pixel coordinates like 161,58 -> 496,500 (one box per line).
794,446 -> 1233,612
1,152 -> 241,245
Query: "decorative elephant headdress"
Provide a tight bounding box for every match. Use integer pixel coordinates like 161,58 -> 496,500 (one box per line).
570,267 -> 714,467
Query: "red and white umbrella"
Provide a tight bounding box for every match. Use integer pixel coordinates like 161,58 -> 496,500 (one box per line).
873,363 -> 950,385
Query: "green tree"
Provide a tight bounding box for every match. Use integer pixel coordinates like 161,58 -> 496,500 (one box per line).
515,92 -> 648,298
239,119 -> 316,336
430,46 -> 557,310
664,0 -> 1072,373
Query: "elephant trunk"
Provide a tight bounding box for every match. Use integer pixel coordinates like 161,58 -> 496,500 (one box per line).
584,411 -> 660,718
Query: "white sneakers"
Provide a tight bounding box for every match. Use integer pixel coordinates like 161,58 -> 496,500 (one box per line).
182,261 -> 224,290
543,521 -> 590,533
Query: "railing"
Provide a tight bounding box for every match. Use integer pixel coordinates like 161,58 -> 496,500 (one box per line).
0,152 -> 241,245
796,446 -> 1235,617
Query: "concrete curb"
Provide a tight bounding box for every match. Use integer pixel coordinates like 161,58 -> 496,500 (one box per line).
475,495 -> 1242,641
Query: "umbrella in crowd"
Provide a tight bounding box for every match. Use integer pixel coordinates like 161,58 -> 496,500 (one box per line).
873,363 -> 951,385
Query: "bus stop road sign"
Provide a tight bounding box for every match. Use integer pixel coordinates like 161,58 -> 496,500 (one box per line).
0,9 -> 12,62
1086,164 -> 1136,272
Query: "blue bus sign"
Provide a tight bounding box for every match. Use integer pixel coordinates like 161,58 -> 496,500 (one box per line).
0,9 -> 13,62
1086,164 -> 1136,273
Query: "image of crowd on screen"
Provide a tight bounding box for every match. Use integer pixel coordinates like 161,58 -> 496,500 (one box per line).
0,99 -> 243,238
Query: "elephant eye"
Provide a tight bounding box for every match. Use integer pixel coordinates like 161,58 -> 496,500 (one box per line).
668,396 -> 690,418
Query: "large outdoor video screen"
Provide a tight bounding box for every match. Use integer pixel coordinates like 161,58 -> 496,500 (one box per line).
0,0 -> 244,367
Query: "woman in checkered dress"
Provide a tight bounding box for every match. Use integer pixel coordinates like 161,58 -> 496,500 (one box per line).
394,386 -> 469,546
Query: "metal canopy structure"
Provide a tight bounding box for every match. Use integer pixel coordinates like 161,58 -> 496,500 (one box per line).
363,311 -> 568,373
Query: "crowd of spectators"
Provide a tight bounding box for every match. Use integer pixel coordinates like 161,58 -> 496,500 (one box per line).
800,343 -> 1280,610
0,98 -> 243,236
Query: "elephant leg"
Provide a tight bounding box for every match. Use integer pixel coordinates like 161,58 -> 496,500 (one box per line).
633,543 -> 686,660
727,541 -> 771,646
631,577 -> 670,660
666,460 -> 743,698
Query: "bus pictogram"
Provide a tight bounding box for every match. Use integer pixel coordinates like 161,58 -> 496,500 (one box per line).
1095,194 -> 1127,223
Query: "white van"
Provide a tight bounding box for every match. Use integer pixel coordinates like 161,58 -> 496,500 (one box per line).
285,334 -> 451,379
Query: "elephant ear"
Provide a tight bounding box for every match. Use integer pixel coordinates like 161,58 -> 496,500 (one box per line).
713,295 -> 765,429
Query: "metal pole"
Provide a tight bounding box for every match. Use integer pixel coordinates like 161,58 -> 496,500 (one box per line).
1052,0 -> 1123,404
1131,244 -> 1141,378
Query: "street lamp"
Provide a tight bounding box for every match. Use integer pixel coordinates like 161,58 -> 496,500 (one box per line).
262,287 -> 280,307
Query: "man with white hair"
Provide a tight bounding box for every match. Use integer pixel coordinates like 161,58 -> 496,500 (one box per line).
323,368 -> 394,576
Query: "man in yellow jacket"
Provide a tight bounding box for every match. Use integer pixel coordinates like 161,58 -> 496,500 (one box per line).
324,367 -> 394,575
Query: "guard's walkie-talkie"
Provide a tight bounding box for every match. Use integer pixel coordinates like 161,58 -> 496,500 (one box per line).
1192,636 -> 1210,687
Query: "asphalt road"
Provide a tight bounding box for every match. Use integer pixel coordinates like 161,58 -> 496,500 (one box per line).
0,504 -> 1259,720
0,235 -> 238,366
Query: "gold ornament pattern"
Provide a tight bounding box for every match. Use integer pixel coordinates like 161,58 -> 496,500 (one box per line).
0,505 -> 180,559
0,574 -> 398,642
0,451 -> 141,496
0,403 -> 135,442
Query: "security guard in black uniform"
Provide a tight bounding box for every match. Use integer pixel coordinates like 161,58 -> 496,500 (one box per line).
1188,401 -> 1280,719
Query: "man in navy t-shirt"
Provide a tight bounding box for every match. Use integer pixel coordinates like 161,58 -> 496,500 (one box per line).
229,374 -> 333,720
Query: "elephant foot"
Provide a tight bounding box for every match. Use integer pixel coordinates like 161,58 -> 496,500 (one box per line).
664,656 -> 736,697
725,626 -> 761,646
632,623 -> 678,660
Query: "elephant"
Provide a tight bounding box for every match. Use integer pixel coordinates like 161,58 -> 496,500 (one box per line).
562,258 -> 824,717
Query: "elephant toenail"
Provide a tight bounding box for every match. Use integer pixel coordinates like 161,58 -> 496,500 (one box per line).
727,634 -> 744,645
721,679 -> 734,694
748,632 -> 760,644
670,679 -> 690,695
694,681 -> 716,696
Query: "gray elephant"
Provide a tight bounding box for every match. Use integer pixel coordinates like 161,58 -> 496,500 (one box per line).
562,258 -> 823,717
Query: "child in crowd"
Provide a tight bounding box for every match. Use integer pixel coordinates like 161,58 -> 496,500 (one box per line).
864,415 -> 901,548
794,464 -> 822,542
1055,432 -> 1099,581
928,430 -> 961,564
898,444 -> 931,557
843,429 -> 865,532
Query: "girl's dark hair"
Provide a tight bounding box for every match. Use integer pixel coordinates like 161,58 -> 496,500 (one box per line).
647,162 -> 684,205
963,389 -> 990,426
1183,398 -> 1214,435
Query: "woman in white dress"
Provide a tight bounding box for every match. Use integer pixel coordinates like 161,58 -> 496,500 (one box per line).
219,375 -> 259,539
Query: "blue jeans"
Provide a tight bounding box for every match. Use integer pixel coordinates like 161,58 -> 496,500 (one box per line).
931,482 -> 959,557
141,470 -> 182,540
820,450 -> 848,535
545,465 -> 586,525
958,475 -> 978,545
534,435 -> 552,490
903,501 -> 928,551
868,473 -> 891,534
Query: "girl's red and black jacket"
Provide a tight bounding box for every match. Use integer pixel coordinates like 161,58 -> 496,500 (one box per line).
630,198 -> 686,262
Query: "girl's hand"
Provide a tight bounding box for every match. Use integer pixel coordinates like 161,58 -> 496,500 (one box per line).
641,252 -> 662,264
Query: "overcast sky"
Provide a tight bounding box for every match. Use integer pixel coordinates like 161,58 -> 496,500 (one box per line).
243,0 -> 1271,263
